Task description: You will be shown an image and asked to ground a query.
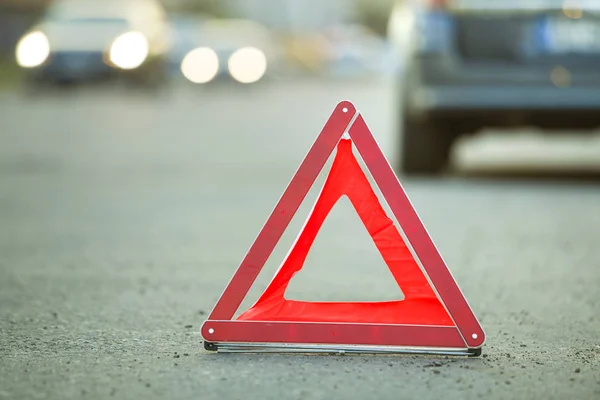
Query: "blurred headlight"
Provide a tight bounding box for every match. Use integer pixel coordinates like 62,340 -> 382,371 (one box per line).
180,47 -> 220,84
228,47 -> 267,84
109,32 -> 149,70
16,31 -> 50,68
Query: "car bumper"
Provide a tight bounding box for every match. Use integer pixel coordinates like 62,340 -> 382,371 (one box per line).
35,51 -> 113,80
409,86 -> 600,112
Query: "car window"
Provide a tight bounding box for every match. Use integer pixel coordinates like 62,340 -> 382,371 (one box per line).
45,0 -> 130,21
46,16 -> 129,25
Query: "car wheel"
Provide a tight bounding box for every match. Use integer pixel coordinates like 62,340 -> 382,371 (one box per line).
123,60 -> 168,90
21,74 -> 53,97
399,115 -> 457,176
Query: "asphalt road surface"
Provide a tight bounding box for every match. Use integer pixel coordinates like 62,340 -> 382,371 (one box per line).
1,78 -> 599,400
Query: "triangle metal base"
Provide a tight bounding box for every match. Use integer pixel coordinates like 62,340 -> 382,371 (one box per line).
204,341 -> 482,357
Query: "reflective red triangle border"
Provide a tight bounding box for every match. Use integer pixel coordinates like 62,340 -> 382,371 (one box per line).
201,101 -> 485,355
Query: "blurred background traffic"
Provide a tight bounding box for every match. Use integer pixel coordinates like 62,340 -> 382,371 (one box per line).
1,0 -> 600,175
0,0 -> 393,87
3,3 -> 600,397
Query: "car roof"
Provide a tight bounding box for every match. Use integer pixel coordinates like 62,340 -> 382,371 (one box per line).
200,19 -> 272,43
45,0 -> 164,21
189,19 -> 272,51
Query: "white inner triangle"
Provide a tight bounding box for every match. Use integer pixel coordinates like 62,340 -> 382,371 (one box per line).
284,195 -> 405,302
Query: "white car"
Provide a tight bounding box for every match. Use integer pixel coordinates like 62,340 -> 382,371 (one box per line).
178,18 -> 282,85
15,0 -> 172,87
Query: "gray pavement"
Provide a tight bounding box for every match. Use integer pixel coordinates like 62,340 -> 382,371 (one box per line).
1,78 -> 599,400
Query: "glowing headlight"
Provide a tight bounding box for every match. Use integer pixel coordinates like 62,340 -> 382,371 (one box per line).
180,47 -> 220,84
109,31 -> 149,70
16,31 -> 50,68
227,47 -> 267,84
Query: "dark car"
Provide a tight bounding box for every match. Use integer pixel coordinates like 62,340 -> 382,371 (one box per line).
388,0 -> 600,174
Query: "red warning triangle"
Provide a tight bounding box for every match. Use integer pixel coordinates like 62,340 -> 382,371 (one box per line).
201,101 -> 485,355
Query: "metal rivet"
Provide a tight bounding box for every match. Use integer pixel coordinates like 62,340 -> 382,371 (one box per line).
342,107 -> 348,113
472,333 -> 478,339
208,328 -> 214,334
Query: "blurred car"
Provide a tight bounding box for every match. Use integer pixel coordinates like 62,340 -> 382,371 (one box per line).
318,23 -> 393,78
388,0 -> 600,174
165,14 -> 209,78
15,0 -> 172,88
177,18 -> 282,85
